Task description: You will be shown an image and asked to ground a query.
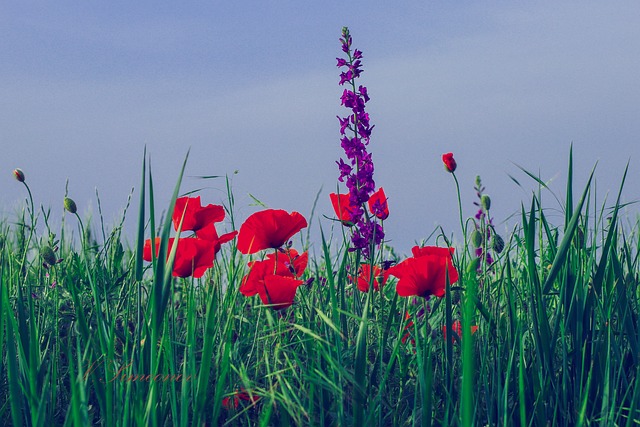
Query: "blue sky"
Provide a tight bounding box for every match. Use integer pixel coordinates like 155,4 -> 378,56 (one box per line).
2,2 -> 639,255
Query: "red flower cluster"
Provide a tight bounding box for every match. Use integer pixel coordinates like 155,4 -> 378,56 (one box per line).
443,320 -> 478,343
387,246 -> 458,299
143,196 -> 237,278
351,263 -> 389,292
330,187 -> 389,226
238,209 -> 308,310
222,389 -> 260,410
401,311 -> 415,346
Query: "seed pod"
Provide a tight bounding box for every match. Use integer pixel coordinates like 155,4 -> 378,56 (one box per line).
41,246 -> 57,266
492,234 -> 505,253
470,230 -> 483,248
64,197 -> 77,214
481,194 -> 491,211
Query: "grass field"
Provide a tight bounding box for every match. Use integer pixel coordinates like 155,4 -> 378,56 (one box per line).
1,28 -> 639,426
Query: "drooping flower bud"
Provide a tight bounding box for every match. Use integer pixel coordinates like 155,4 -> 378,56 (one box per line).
13,168 -> 25,182
492,234 -> 505,253
481,194 -> 491,211
40,246 -> 58,266
470,230 -> 483,248
442,153 -> 457,173
64,197 -> 77,214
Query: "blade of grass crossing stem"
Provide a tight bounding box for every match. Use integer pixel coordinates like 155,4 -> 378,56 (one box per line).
543,166 -> 595,294
565,144 -> 574,228
135,146 -> 146,281
592,162 -> 628,300
462,270 -> 477,426
414,302 -> 433,427
524,197 -> 553,376
5,305 -> 25,427
145,149 -> 189,425
353,293 -> 370,427
194,262 -> 225,422
444,264 -> 454,414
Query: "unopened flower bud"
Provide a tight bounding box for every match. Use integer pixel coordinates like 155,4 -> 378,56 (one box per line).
41,246 -> 57,266
470,230 -> 483,248
64,197 -> 77,214
466,257 -> 480,274
492,234 -> 505,253
481,194 -> 491,211
442,153 -> 457,173
13,168 -> 25,182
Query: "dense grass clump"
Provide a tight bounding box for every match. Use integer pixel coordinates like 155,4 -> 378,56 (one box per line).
1,148 -> 639,426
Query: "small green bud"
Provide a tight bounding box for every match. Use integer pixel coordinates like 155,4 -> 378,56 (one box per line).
64,197 -> 77,214
481,194 -> 491,211
13,168 -> 25,182
492,234 -> 505,253
470,230 -> 483,248
466,257 -> 480,274
41,246 -> 57,266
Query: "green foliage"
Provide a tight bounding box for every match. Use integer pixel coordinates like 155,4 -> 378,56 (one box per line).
1,152 -> 639,426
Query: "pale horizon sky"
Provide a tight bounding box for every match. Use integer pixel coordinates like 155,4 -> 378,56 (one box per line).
2,2 -> 639,255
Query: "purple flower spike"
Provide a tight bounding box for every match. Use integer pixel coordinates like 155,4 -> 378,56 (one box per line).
335,27 -> 383,259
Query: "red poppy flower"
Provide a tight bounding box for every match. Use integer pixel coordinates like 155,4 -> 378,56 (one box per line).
237,209 -> 308,254
387,246 -> 458,299
367,188 -> 389,220
240,249 -> 308,297
442,152 -> 457,173
196,223 -> 238,254
329,193 -> 357,226
222,389 -> 260,409
172,196 -> 225,232
442,320 -> 478,342
351,263 -> 389,292
256,275 -> 304,310
401,311 -> 415,345
143,237 -> 215,278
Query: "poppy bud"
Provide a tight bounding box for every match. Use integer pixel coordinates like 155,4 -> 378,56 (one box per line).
442,153 -> 457,173
466,257 -> 480,274
64,197 -> 77,214
470,230 -> 483,248
481,195 -> 491,211
13,168 -> 25,182
492,234 -> 505,253
41,246 -> 57,266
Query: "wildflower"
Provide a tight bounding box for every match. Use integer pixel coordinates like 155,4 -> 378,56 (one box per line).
143,237 -> 215,278
330,192 -> 357,226
172,196 -> 225,233
367,187 -> 389,220
335,27 -> 383,257
387,246 -> 458,299
442,320 -> 478,342
63,197 -> 77,214
240,249 -> 307,297
256,275 -> 305,310
13,168 -> 25,182
237,209 -> 307,254
222,389 -> 260,410
351,263 -> 389,292
195,223 -> 237,254
401,311 -> 415,345
442,153 -> 457,173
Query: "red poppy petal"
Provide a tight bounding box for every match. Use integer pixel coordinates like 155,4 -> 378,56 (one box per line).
237,209 -> 307,254
258,275 -> 304,310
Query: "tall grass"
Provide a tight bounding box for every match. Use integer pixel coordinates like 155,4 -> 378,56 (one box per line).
1,149 -> 639,426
